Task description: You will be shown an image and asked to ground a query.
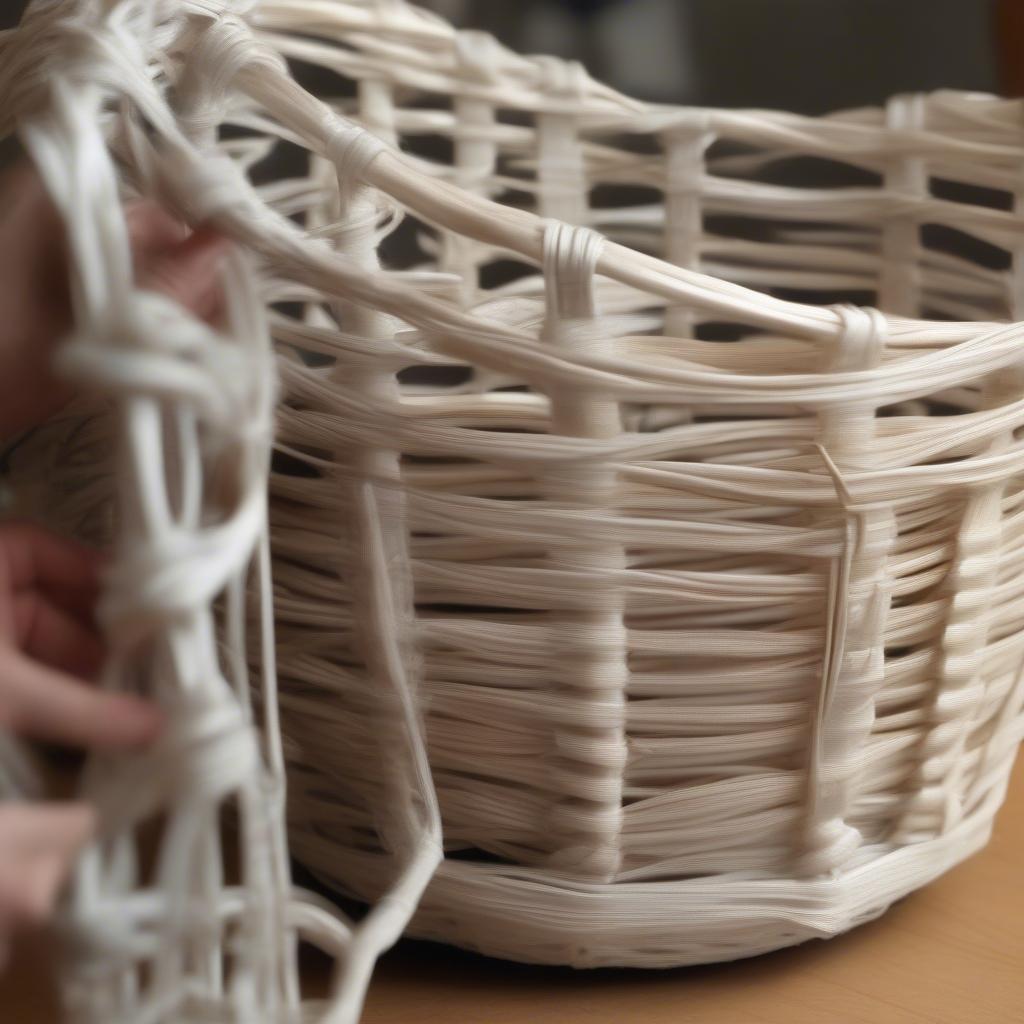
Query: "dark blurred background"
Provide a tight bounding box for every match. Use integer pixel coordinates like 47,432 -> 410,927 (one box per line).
0,0 -> 1007,111
426,0 -> 1001,111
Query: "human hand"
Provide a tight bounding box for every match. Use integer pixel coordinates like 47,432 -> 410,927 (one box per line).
0,163 -> 228,963
0,162 -> 228,439
0,523 -> 162,965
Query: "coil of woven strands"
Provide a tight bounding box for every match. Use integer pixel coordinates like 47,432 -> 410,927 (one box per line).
1,0 -> 1024,1001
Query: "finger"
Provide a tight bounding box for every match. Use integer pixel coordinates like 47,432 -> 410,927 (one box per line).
0,802 -> 93,928
13,593 -> 104,679
27,581 -> 100,629
0,523 -> 101,596
138,226 -> 228,322
1,654 -> 162,751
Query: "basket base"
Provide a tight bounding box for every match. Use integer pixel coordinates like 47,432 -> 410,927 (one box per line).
293,782 -> 1004,969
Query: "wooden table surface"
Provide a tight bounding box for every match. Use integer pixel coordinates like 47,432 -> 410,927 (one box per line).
6,755 -> 1023,1023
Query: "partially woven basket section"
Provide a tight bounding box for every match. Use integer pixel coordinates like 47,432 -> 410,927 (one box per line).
4,0 -> 1024,984
250,0 -> 1024,326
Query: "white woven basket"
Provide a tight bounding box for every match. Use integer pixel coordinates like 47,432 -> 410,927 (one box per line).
4,0 -> 1024,1010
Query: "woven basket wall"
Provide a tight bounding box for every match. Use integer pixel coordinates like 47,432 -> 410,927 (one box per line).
6,0 -> 1024,980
